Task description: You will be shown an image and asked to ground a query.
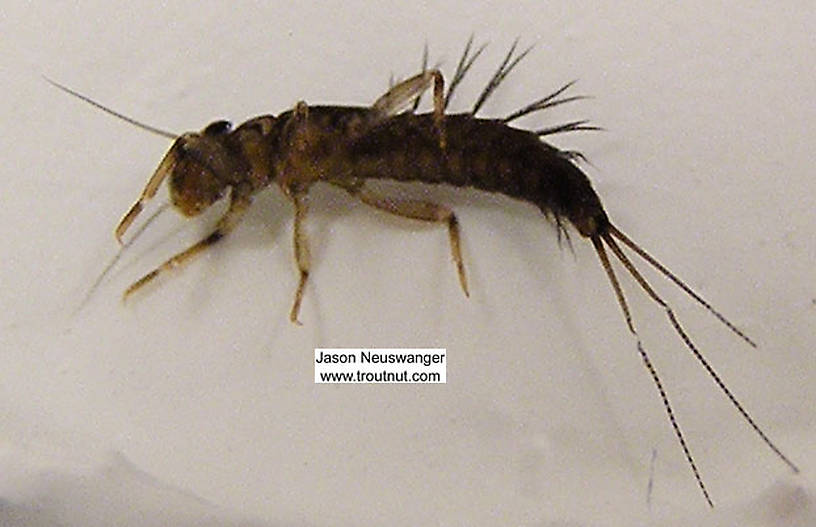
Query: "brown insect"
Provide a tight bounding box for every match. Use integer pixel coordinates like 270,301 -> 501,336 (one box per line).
50,38 -> 798,506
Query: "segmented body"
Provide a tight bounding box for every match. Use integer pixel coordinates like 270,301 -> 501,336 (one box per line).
261,105 -> 607,238
340,111 -> 608,235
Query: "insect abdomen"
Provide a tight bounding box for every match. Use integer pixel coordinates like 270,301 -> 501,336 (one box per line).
348,112 -> 606,234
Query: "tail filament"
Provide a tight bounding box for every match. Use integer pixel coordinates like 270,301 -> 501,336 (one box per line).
591,225 -> 799,507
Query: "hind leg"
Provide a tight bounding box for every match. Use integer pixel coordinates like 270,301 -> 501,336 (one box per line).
371,69 -> 446,148
332,180 -> 468,296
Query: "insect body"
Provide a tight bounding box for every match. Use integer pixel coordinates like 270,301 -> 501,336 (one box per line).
51,39 -> 798,506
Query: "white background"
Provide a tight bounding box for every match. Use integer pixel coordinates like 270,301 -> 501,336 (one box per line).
2,2 -> 814,526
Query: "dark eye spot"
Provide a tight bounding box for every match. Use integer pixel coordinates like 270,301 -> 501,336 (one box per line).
204,120 -> 232,135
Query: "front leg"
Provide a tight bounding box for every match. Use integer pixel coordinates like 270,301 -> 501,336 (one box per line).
123,189 -> 252,299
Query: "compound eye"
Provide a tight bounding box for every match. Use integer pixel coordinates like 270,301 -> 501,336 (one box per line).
203,120 -> 232,135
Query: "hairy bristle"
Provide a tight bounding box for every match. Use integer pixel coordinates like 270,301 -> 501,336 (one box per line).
535,120 -> 603,137
503,80 -> 586,123
445,35 -> 487,110
471,38 -> 534,116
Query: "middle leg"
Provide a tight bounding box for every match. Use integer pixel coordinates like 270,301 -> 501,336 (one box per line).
288,187 -> 311,324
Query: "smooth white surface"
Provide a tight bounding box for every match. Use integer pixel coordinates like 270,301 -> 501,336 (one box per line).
2,2 -> 814,526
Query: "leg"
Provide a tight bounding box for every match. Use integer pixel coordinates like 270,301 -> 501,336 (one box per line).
409,43 -> 429,113
116,137 -> 183,243
332,180 -> 468,297
289,188 -> 311,324
371,69 -> 446,148
123,191 -> 251,298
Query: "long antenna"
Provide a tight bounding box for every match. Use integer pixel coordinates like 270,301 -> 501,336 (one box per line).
74,202 -> 171,314
44,76 -> 177,139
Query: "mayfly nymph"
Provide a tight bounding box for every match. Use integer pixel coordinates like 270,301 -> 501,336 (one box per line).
50,38 -> 799,507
